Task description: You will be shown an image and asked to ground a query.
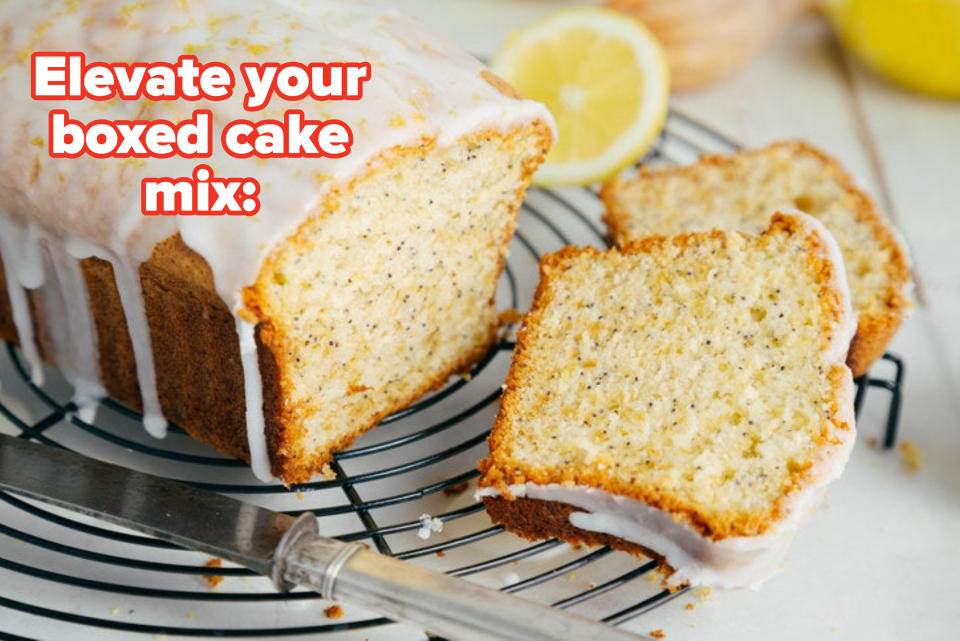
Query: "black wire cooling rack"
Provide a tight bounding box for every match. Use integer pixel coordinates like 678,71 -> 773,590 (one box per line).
0,110 -> 906,641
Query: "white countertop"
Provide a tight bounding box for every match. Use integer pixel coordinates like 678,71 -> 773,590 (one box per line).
392,2 -> 960,640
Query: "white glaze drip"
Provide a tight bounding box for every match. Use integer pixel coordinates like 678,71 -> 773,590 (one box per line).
109,256 -> 166,438
476,483 -> 810,589
237,317 -> 271,481
65,237 -> 168,436
0,217 -> 45,385
45,238 -> 105,420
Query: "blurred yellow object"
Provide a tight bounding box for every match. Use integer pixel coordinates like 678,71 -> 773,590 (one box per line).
824,0 -> 960,98
491,7 -> 669,186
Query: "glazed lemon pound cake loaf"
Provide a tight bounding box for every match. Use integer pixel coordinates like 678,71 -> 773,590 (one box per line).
478,213 -> 856,588
0,0 -> 553,482
601,141 -> 910,377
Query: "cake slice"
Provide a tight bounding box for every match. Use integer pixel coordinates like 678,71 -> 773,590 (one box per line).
478,213 -> 856,588
600,141 -> 910,377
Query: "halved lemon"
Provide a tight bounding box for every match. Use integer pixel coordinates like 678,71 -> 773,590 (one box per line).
492,7 -> 670,186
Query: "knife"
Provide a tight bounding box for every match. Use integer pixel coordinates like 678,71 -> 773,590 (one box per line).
0,434 -> 647,641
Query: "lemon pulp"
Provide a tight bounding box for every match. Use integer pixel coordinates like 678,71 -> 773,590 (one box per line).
492,8 -> 670,185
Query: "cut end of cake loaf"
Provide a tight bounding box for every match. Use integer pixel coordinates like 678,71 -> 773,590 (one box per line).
0,122 -> 551,485
479,212 -> 856,588
600,140 -> 911,377
246,122 -> 552,483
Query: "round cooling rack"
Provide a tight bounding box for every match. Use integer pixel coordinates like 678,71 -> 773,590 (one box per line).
0,111 -> 906,641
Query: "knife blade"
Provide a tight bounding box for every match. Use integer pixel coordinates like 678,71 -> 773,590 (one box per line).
0,435 -> 648,641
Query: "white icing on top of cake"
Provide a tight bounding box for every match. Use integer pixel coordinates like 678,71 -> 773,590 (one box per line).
0,0 -> 552,479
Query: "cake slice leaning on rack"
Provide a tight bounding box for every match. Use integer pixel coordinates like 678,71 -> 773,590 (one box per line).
0,0 -> 553,483
600,141 -> 911,377
478,213 -> 857,588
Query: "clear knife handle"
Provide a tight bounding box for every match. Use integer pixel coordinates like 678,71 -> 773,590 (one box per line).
275,514 -> 648,641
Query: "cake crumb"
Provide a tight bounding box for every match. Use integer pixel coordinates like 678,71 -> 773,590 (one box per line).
900,441 -> 923,472
204,558 -> 224,589
650,629 -> 666,638
296,491 -> 304,500
435,550 -> 445,558
417,514 -> 444,540
866,436 -> 878,448
685,603 -> 695,611
694,586 -> 713,600
109,606 -> 119,616
347,383 -> 371,396
324,604 -> 344,619
442,481 -> 470,497
320,464 -> 336,480
498,308 -> 523,326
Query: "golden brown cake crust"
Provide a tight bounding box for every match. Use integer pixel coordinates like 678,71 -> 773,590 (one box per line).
479,214 -> 855,540
0,121 -> 552,484
599,140 -> 911,378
